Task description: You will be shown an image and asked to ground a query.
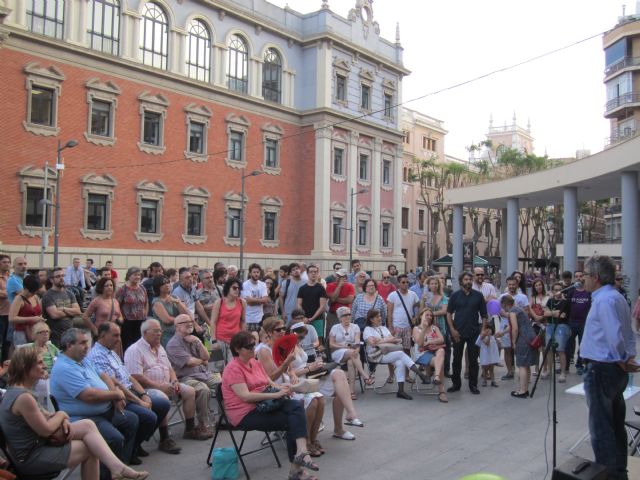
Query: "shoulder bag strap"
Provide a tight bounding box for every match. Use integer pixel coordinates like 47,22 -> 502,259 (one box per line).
282,279 -> 291,304
396,292 -> 413,325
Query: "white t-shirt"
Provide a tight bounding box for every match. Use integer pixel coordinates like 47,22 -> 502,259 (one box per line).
387,290 -> 419,329
329,323 -> 360,346
363,325 -> 392,356
241,279 -> 268,324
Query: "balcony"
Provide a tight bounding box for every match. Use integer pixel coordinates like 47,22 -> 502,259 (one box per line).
604,204 -> 622,215
605,127 -> 638,147
604,56 -> 640,77
605,92 -> 640,117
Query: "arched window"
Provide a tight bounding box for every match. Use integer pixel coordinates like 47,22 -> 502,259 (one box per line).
227,34 -> 248,93
262,48 -> 282,103
27,0 -> 65,39
140,2 -> 168,70
87,0 -> 120,55
186,19 -> 211,82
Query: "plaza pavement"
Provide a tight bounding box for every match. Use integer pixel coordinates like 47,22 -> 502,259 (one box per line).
70,341 -> 640,480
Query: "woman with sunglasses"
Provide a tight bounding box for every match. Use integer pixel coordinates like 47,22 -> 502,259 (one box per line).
151,275 -> 190,347
222,331 -> 318,480
211,278 -> 247,363
257,317 -> 325,457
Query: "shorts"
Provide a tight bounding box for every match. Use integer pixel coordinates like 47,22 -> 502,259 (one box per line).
246,322 -> 262,332
394,326 -> 412,350
545,323 -> 570,352
310,317 -> 325,339
415,351 -> 434,366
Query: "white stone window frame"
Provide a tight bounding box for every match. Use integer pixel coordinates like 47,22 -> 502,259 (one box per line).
333,57 -> 351,107
260,196 -> 283,248
357,149 -> 372,187
382,78 -> 397,122
182,186 -> 210,244
137,92 -> 169,155
331,141 -> 347,182
80,173 -> 117,240
261,123 -> 284,175
359,68 -> 375,114
84,78 -> 121,147
22,62 -> 65,137
135,180 -> 167,242
355,206 -> 371,253
184,103 -> 212,162
17,165 -> 57,237
381,155 -> 393,191
329,202 -> 347,253
223,191 -> 246,246
380,209 -> 394,252
225,113 -> 250,169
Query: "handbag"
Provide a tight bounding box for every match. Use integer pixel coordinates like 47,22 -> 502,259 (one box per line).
255,385 -> 284,413
211,447 -> 239,480
378,343 -> 403,354
528,333 -> 543,350
306,362 -> 339,379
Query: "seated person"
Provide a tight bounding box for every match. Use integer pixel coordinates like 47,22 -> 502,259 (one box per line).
124,319 -> 209,441
412,308 -> 448,403
289,321 -> 365,441
222,331 -> 318,480
24,321 -> 59,406
166,314 -> 221,438
328,307 -> 374,398
363,309 -> 428,400
87,322 -> 180,457
290,309 -> 319,362
0,346 -> 148,479
50,328 -> 140,480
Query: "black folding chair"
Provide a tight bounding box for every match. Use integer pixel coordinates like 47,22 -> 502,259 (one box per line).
324,337 -> 364,393
206,383 -> 282,479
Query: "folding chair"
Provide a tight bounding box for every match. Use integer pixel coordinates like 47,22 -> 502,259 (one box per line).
410,345 -> 439,397
324,337 -> 364,394
363,347 -> 396,395
206,384 -> 282,479
626,419 -> 640,456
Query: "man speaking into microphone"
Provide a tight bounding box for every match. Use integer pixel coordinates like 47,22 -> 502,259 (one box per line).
581,255 -> 638,480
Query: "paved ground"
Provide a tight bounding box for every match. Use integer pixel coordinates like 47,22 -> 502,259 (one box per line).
71,342 -> 640,480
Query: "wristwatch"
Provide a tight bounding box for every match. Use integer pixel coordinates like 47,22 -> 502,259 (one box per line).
134,390 -> 148,399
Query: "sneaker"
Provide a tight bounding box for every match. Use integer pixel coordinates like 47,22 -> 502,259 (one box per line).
501,373 -> 514,380
558,374 -> 566,383
198,424 -> 214,439
183,428 -> 210,441
481,379 -> 487,387
158,437 -> 181,454
491,381 -> 499,388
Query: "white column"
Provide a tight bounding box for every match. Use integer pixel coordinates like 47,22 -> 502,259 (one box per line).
121,11 -> 141,62
621,172 -> 639,305
500,208 -> 508,288
392,146 -> 403,258
506,198 -> 519,275
370,138 -> 382,254
311,123 -> 333,255
250,58 -> 262,98
563,187 -> 578,274
65,0 -> 86,46
452,205 -> 463,290
5,0 -> 27,28
315,39 -> 332,108
213,44 -> 227,87
170,29 -> 187,75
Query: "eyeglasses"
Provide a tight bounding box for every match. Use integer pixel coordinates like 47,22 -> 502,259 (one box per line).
202,276 -> 213,281
176,321 -> 194,326
475,273 -> 484,277
382,276 -> 390,279
400,281 -> 409,284
273,327 -> 286,332
34,330 -> 50,335
241,342 -> 256,350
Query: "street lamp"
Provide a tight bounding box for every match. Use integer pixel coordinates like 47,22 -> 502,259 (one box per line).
53,139 -> 78,267
239,168 -> 263,279
348,187 -> 368,270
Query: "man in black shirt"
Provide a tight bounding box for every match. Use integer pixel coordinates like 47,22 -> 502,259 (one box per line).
446,271 -> 488,394
297,265 -> 328,342
544,282 -> 571,382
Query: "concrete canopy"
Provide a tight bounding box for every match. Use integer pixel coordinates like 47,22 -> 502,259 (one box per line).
444,135 -> 640,208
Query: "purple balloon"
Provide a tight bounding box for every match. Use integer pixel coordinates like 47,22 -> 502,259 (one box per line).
487,300 -> 501,316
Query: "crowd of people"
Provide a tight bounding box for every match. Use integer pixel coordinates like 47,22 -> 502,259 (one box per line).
0,253 -> 638,479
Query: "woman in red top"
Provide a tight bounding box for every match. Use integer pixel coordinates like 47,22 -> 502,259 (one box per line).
9,275 -> 44,346
222,331 -> 318,480
211,278 -> 246,362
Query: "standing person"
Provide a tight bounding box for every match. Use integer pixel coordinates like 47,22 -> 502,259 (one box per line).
386,274 -> 419,359
529,278 -> 550,377
151,275 -> 190,348
263,276 -> 278,317
279,263 -> 306,326
195,269 -> 217,325
446,271 -> 488,395
241,264 -> 268,333
614,273 -> 631,307
104,261 -> 119,287
325,269 -> 355,334
325,262 -> 342,284
502,295 -> 537,398
409,271 -> 428,310
115,267 -> 149,353
565,270 -> 591,375
9,275 -> 44,346
472,267 -> 497,302
353,271 -> 367,295
210,278 -> 246,363
82,277 -> 123,339
347,260 -> 363,284
172,269 -> 208,338
580,255 -> 638,480
387,265 -> 399,288
352,278 -> 387,330
296,264 -> 328,342
0,254 -> 11,361
376,271 -> 397,302
65,258 -> 87,291
42,267 -> 82,348
5,256 -> 28,360
141,262 -> 164,315
542,282 -> 571,382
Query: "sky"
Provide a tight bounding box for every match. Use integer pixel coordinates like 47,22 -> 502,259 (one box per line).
268,0 -> 628,159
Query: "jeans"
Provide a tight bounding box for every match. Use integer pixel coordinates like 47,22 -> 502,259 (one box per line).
237,399 -> 307,462
583,361 -> 629,480
451,334 -> 480,390
125,389 -> 170,452
88,408 -> 139,480
566,322 -> 585,369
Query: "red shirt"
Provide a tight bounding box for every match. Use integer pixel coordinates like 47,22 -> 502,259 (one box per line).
376,282 -> 396,302
326,282 -> 355,313
222,358 -> 269,426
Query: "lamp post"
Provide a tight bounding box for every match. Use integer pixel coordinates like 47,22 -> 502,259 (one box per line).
53,139 -> 78,267
348,187 -> 368,270
39,161 -> 53,268
239,168 -> 263,279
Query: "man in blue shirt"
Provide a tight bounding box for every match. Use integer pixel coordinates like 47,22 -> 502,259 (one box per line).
51,328 -> 139,480
581,255 -> 638,480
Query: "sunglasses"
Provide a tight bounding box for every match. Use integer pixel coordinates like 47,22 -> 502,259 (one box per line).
242,342 -> 256,350
273,327 -> 286,332
231,286 -> 240,291
176,321 -> 194,325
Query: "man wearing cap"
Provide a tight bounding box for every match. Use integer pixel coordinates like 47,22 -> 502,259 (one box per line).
325,269 -> 355,334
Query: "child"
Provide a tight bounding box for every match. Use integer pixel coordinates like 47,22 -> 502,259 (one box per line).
476,325 -> 500,387
495,312 -> 514,380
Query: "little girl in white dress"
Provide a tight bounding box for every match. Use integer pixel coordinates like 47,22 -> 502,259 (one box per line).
476,325 -> 501,387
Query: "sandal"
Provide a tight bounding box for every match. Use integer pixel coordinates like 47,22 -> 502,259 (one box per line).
112,468 -> 149,480
364,377 -> 375,386
288,471 -> 318,480
351,392 -> 358,400
307,443 -> 322,457
293,452 -> 319,471
438,392 -> 449,403
313,440 -> 325,454
344,417 -> 364,427
385,375 -> 394,384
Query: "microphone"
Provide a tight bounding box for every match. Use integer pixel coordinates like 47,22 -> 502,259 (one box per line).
560,281 -> 582,292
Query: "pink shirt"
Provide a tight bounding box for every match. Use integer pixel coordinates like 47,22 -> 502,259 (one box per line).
222,358 -> 269,426
124,337 -> 172,384
217,300 -> 243,344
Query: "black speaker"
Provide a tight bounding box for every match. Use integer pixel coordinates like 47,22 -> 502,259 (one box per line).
551,457 -> 607,480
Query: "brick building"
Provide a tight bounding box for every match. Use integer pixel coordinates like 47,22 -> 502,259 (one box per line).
0,0 -> 407,276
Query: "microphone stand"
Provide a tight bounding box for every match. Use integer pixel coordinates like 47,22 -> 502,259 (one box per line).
530,297 -> 557,469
